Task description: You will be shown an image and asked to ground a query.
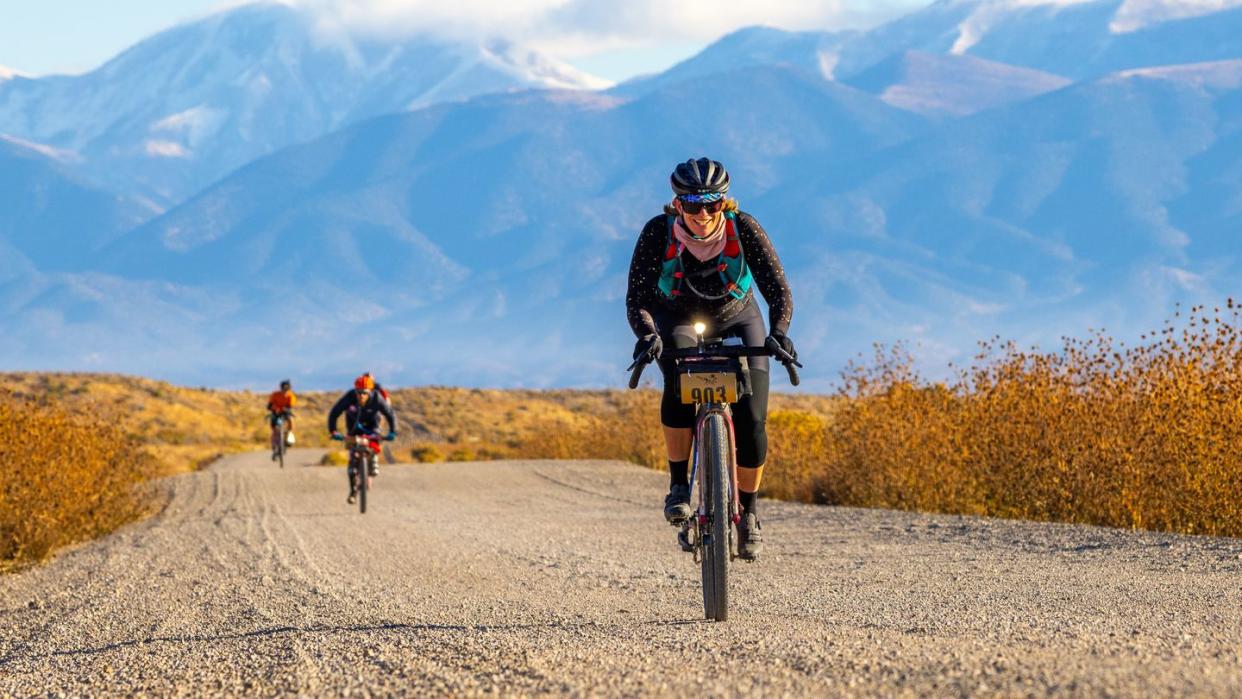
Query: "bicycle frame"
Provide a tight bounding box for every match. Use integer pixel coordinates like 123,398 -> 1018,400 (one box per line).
347,435 -> 377,471
347,434 -> 377,514
690,403 -> 742,552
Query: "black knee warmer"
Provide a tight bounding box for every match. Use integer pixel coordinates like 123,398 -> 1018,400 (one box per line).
734,369 -> 770,468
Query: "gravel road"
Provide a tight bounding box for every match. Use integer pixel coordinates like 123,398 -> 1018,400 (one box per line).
2,451 -> 1240,696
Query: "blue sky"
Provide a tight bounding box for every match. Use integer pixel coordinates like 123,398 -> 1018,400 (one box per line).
0,0 -> 930,81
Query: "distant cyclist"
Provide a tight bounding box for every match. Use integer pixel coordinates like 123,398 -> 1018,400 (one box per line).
626,157 -> 796,560
327,373 -> 398,504
267,379 -> 297,460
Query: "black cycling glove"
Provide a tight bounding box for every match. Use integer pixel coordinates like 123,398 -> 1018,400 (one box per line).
633,334 -> 663,363
765,332 -> 797,362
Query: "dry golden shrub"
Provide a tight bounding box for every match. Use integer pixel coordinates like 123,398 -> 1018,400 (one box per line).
319,450 -> 349,467
818,303 -> 1242,536
0,395 -> 156,569
763,410 -> 831,502
410,443 -> 445,463
0,372 -> 292,476
510,390 -> 666,469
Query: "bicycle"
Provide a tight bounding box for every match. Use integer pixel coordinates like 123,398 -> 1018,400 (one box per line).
628,321 -> 801,621
270,413 -> 292,469
331,431 -> 394,514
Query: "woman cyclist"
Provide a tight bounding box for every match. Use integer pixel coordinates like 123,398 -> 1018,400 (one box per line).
626,157 -> 796,561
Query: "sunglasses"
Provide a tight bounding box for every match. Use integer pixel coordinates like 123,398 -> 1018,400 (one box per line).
679,198 -> 726,215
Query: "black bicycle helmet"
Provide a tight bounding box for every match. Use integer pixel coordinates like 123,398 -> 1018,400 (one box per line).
280,379 -> 291,390
670,157 -> 730,196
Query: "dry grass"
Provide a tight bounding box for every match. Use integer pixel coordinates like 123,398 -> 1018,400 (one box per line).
0,394 -> 156,570
508,390 -> 667,468
802,303 -> 1242,537
1,373 -> 290,477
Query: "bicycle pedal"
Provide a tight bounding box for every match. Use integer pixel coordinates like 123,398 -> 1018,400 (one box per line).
677,530 -> 694,553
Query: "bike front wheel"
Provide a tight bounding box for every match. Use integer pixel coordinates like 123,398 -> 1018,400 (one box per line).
359,452 -> 369,514
699,412 -> 732,621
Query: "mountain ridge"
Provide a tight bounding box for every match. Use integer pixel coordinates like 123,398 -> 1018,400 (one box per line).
0,1 -> 607,206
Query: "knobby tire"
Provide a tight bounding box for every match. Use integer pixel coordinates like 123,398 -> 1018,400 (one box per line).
699,412 -> 731,621
359,451 -> 369,514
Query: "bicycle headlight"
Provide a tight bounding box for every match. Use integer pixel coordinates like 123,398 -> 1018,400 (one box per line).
693,322 -> 707,335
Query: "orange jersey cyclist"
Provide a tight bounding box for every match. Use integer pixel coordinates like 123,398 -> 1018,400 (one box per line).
267,379 -> 297,460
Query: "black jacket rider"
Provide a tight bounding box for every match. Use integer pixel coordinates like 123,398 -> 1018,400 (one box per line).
327,389 -> 396,436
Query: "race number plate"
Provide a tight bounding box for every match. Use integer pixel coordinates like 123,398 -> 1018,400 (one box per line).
679,371 -> 739,405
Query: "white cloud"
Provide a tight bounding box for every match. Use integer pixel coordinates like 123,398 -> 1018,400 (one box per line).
282,0 -> 928,58
1159,265 -> 1207,292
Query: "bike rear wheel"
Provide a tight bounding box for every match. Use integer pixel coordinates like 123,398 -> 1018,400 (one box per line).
699,412 -> 732,621
277,423 -> 286,469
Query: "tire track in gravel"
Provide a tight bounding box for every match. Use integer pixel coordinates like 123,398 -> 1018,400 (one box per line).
1,451 -> 1240,696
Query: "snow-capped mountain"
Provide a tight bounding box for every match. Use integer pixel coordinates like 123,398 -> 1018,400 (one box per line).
56,65 -> 915,386
0,1 -> 607,208
3,0 -> 1242,387
19,57 -> 1235,387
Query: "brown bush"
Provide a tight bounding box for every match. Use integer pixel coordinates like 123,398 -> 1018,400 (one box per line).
0,395 -> 156,569
320,450 -> 349,467
816,303 -> 1242,536
510,390 -> 665,469
763,410 -> 831,502
410,444 -> 445,463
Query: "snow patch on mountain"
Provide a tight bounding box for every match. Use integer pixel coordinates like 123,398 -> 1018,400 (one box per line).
1118,58 -> 1242,88
145,140 -> 190,158
480,39 -> 613,91
0,65 -> 22,81
943,0 -> 1242,45
0,134 -> 77,162
1111,0 -> 1242,32
150,105 -> 228,148
947,0 -> 1093,54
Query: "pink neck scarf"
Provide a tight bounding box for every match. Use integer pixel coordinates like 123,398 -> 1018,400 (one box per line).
673,215 -> 728,262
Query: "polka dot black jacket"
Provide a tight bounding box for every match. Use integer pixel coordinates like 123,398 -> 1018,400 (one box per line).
626,211 -> 793,339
